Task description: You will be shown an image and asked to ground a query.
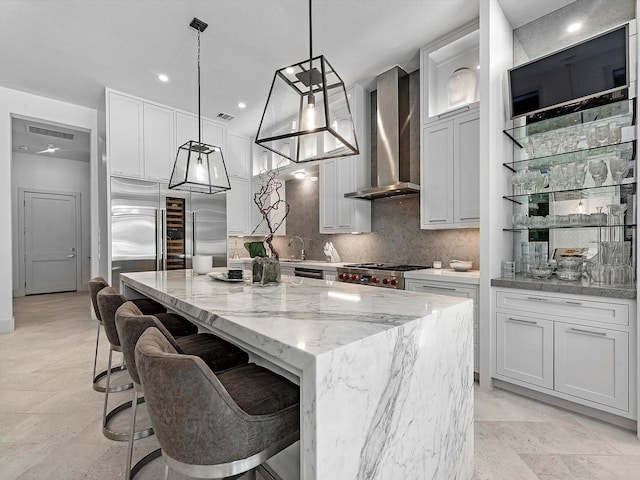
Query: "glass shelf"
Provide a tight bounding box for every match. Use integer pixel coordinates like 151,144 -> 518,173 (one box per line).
504,224 -> 636,232
503,182 -> 636,204
502,141 -> 634,172
503,98 -> 634,145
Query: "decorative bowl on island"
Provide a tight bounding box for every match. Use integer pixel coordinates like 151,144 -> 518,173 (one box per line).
449,260 -> 473,272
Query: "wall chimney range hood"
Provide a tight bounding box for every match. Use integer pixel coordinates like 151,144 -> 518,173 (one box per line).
345,66 -> 419,200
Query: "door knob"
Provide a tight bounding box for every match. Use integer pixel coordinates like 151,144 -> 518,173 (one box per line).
66,254 -> 75,258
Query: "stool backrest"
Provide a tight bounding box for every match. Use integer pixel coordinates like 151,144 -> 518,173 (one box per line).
115,301 -> 183,386
88,277 -> 109,322
96,287 -> 128,347
136,328 -> 284,468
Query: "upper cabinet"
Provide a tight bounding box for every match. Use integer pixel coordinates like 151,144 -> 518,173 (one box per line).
226,133 -> 251,179
143,102 -> 175,181
175,111 -> 226,153
319,84 -> 371,234
421,21 -> 479,124
107,91 -> 144,178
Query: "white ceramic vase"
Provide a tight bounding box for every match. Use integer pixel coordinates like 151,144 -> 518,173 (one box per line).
447,67 -> 477,109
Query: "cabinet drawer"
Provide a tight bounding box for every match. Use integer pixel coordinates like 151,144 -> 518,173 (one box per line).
406,280 -> 477,303
496,290 -> 629,326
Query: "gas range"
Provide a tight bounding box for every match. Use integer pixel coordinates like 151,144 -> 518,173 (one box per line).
336,263 -> 430,290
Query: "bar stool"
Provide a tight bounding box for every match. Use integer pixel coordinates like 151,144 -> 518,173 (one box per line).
115,301 -> 250,480
88,277 -> 166,392
135,327 -> 300,480
96,287 -> 198,441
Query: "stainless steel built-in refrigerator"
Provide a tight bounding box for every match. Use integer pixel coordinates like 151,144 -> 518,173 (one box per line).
110,177 -> 227,289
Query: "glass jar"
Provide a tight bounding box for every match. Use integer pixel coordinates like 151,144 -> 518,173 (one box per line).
252,257 -> 281,285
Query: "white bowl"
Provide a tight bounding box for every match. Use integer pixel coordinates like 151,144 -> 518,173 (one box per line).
450,260 -> 473,272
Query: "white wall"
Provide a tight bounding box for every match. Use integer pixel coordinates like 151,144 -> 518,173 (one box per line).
0,86 -> 98,333
11,152 -> 91,293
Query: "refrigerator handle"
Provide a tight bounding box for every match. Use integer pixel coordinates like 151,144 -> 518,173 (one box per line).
155,209 -> 162,271
161,208 -> 167,271
192,211 -> 197,257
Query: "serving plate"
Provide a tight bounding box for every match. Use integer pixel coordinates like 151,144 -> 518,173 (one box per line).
206,272 -> 245,283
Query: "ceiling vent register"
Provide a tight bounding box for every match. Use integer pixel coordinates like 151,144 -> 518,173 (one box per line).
27,125 -> 75,141
217,112 -> 235,121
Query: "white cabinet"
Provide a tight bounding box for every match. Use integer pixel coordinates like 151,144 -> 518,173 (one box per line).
318,84 -> 371,234
406,279 -> 479,373
555,323 -> 629,411
108,91 -> 144,178
227,177 -> 251,235
226,134 -> 251,179
494,288 -> 635,416
143,102 -> 175,181
496,313 -> 554,389
175,111 -> 226,151
421,108 -> 479,229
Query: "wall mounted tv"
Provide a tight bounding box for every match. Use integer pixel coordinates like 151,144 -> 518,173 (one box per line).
509,24 -> 628,120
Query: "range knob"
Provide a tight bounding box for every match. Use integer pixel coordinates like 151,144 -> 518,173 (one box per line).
382,278 -> 388,285
371,277 -> 378,284
338,273 -> 344,280
390,278 -> 397,286
351,275 -> 357,281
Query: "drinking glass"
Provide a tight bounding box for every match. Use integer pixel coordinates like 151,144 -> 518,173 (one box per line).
586,127 -> 598,148
588,159 -> 608,187
609,154 -> 628,184
595,122 -> 610,146
609,123 -> 622,144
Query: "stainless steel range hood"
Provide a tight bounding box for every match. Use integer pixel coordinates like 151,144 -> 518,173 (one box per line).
345,66 -> 419,200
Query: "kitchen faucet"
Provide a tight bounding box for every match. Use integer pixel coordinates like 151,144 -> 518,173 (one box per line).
287,236 -> 306,260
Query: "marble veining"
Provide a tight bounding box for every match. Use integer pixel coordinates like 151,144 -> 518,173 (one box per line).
120,269 -> 474,480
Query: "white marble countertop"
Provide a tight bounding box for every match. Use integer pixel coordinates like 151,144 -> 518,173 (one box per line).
404,268 -> 480,284
120,269 -> 474,480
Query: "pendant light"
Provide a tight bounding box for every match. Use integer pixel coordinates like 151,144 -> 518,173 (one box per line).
169,17 -> 230,194
255,0 -> 359,163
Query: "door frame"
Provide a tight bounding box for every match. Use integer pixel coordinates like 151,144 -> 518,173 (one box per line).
16,187 -> 82,297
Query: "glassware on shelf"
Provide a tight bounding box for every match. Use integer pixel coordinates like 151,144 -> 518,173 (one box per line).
595,122 -> 610,146
588,159 -> 608,187
610,123 -> 622,144
590,206 -> 607,226
585,127 -> 598,148
608,154 -> 628,184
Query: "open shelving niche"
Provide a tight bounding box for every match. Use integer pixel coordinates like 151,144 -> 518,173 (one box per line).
502,98 -> 637,280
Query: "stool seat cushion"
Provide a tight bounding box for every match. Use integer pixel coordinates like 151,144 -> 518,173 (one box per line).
176,333 -> 249,373
155,312 -> 198,337
131,298 -> 166,315
218,364 -> 299,416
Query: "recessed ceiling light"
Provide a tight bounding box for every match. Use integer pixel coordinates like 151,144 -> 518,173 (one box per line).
158,74 -> 169,82
286,67 -> 295,74
309,176 -> 318,182
238,102 -> 246,109
567,22 -> 582,33
294,171 -> 306,179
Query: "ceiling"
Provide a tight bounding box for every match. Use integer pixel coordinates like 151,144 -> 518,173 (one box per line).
0,0 -> 574,143
12,117 -> 90,163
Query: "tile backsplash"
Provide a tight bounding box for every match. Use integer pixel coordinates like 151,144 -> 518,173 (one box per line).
229,177 -> 480,269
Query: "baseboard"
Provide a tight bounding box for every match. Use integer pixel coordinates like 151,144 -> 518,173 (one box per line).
0,316 -> 15,333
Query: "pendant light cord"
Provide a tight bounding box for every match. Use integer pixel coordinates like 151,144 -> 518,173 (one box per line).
197,28 -> 202,148
308,0 -> 313,60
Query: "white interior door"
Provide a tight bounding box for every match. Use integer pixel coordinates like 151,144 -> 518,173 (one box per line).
24,191 -> 79,294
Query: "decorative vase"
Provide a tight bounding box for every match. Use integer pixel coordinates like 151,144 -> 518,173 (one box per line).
447,67 -> 477,109
252,257 -> 281,285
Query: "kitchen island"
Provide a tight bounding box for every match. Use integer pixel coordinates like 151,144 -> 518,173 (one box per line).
120,269 -> 474,480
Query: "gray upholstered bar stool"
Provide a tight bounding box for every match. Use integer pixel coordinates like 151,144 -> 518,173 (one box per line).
115,301 -> 250,480
135,327 -> 300,480
88,277 -> 166,392
96,287 -> 199,441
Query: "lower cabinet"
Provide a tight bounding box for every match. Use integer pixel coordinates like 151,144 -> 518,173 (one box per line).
494,288 -> 634,416
406,279 -> 479,374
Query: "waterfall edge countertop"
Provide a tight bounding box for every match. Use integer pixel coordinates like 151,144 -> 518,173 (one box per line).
120,269 -> 474,480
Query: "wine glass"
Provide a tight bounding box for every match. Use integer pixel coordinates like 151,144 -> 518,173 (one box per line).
609,123 -> 622,144
609,154 -> 628,184
595,122 -> 610,146
586,127 -> 598,149
588,159 -> 608,187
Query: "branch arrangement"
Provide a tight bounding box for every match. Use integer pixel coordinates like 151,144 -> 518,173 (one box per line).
250,168 -> 290,260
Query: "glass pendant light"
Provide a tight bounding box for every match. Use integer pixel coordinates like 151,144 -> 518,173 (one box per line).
169,17 -> 230,194
255,0 -> 358,163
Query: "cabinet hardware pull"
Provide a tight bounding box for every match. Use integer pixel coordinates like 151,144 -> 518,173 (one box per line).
508,317 -> 538,325
569,327 -> 607,336
564,301 -> 583,305
437,105 -> 470,119
421,285 -> 456,291
526,296 -> 549,302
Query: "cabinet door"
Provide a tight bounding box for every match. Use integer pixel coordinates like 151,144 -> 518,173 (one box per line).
454,112 -> 480,224
554,323 -> 629,411
202,118 -> 225,151
108,92 -> 143,177
422,122 -> 454,226
175,111 -> 199,148
226,134 -> 250,179
143,103 -> 175,181
336,157 -> 356,229
496,312 -> 554,389
227,177 -> 251,235
319,159 -> 337,232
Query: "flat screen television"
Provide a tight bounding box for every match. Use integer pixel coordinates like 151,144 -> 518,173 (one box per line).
509,24 -> 629,120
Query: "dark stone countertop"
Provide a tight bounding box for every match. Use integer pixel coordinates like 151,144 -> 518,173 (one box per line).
491,274 -> 636,300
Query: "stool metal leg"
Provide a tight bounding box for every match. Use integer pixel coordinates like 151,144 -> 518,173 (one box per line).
93,322 -> 132,393
102,347 -> 153,442
126,383 -> 160,480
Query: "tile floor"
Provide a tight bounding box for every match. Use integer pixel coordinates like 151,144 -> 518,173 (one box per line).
2,291 -> 640,479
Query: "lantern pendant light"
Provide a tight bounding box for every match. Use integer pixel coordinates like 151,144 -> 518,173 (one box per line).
255,0 -> 359,163
169,17 -> 230,194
